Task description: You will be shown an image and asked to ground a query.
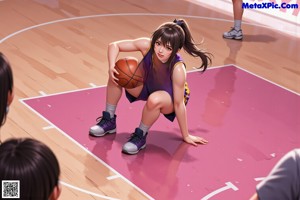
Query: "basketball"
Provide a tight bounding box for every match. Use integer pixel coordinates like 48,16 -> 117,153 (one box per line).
114,57 -> 144,89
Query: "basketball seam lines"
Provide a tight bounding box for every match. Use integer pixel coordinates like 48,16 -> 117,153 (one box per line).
116,58 -> 142,88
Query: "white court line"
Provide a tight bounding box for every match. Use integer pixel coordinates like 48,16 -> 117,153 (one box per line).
19,99 -> 155,200
201,182 -> 239,200
231,64 -> 300,96
89,83 -> 98,87
23,63 -> 300,101
42,125 -> 54,130
1,12 -> 297,98
22,65 -> 249,101
7,12 -> 297,200
0,13 -> 298,44
190,65 -> 300,96
21,84 -> 107,101
39,91 -> 47,96
19,64 -> 299,200
60,181 -> 120,200
107,175 -> 121,180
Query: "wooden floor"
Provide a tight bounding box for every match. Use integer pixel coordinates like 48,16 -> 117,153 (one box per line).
0,0 -> 299,199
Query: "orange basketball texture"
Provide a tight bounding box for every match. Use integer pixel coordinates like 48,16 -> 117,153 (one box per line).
114,57 -> 144,89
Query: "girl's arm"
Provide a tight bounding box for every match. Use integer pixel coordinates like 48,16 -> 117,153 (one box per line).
107,37 -> 150,83
172,63 -> 208,146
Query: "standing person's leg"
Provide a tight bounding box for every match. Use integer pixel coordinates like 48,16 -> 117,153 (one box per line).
233,0 -> 244,30
223,0 -> 244,40
122,91 -> 174,154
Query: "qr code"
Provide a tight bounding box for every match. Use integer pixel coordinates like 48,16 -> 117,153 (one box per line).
2,180 -> 20,199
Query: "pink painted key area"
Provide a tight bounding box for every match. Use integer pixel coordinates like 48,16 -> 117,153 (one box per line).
23,66 -> 300,200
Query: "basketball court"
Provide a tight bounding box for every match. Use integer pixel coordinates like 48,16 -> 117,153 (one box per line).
0,0 -> 299,199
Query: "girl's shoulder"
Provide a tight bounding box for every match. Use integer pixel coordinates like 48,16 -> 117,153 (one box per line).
135,37 -> 151,55
172,54 -> 186,68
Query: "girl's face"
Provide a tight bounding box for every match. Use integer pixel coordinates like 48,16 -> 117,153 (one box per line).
154,39 -> 173,63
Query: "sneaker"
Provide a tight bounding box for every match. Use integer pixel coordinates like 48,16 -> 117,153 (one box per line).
122,128 -> 147,155
89,111 -> 116,137
223,28 -> 243,40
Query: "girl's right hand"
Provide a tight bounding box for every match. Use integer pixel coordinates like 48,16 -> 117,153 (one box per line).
108,66 -> 119,85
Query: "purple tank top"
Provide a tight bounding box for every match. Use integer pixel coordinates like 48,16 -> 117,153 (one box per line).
138,51 -> 184,101
125,51 -> 188,121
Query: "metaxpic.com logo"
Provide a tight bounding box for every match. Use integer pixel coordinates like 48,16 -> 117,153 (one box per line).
243,0 -> 299,10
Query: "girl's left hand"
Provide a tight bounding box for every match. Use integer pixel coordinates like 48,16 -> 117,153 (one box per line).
183,134 -> 208,146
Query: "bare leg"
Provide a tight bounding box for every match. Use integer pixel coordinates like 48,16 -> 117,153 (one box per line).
223,0 -> 244,39
89,78 -> 143,137
106,78 -> 122,105
89,78 -> 121,136
233,0 -> 244,20
232,0 -> 244,31
105,78 -> 144,119
141,91 -> 173,127
122,91 -> 174,154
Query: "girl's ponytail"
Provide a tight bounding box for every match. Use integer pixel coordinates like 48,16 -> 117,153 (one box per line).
174,19 -> 212,71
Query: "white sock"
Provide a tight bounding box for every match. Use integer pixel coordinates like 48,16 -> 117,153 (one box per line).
139,122 -> 150,136
105,103 -> 116,118
234,20 -> 242,30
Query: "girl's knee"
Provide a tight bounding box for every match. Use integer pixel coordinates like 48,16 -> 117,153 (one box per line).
146,93 -> 162,109
146,91 -> 172,110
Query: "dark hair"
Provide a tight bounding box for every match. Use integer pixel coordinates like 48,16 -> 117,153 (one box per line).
0,138 -> 60,200
0,52 -> 13,127
150,19 -> 212,71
